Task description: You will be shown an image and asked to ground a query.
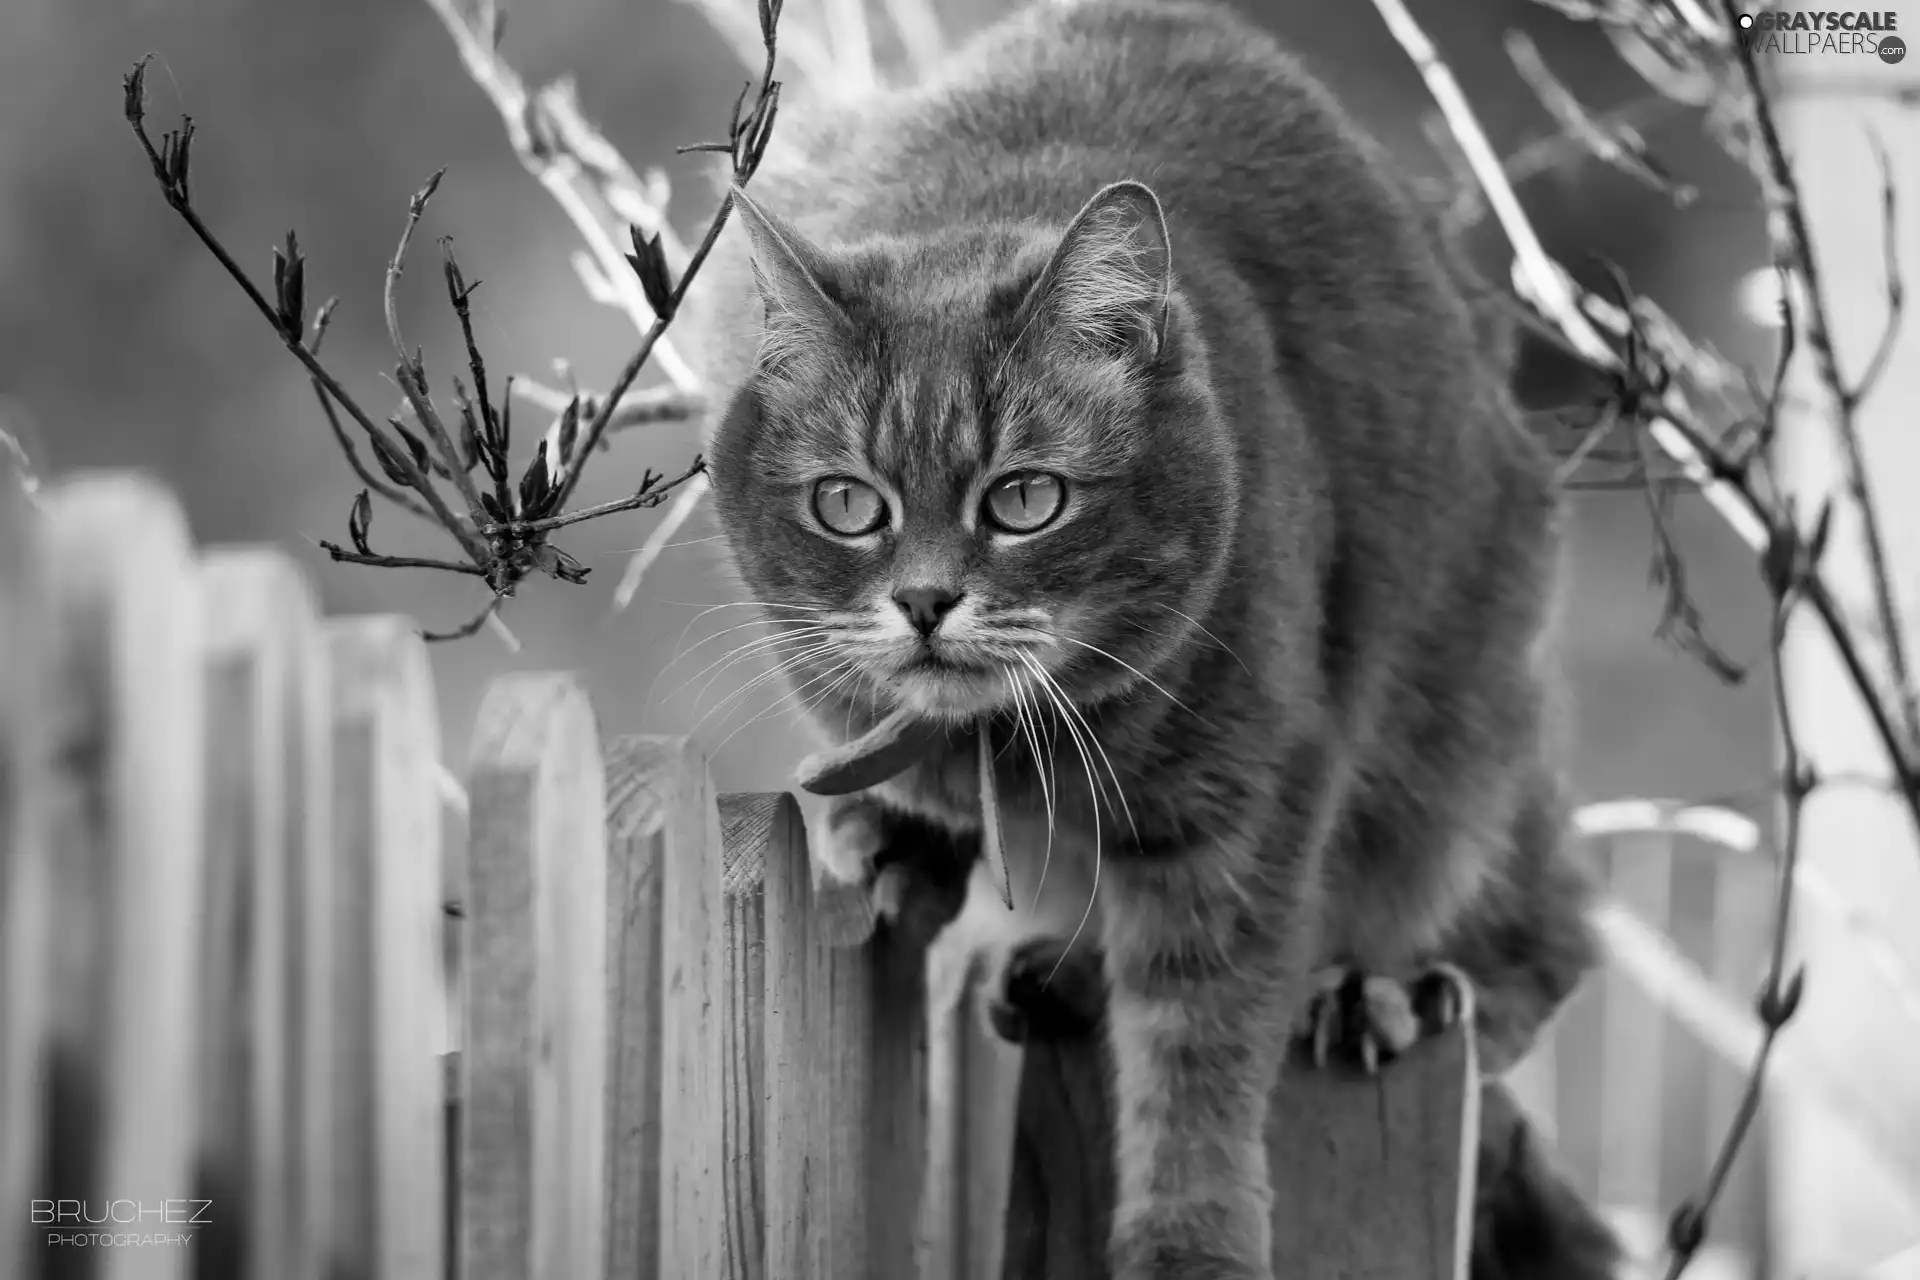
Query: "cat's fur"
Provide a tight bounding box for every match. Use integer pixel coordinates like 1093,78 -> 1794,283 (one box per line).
686,2 -> 1614,1275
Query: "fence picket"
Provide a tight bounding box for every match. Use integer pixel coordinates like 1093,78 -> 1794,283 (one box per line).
328,617 -> 447,1279
750,790 -> 930,1279
35,474 -> 206,1280
0,468 -> 49,1279
651,742 -> 756,1280
600,738 -> 670,1278
921,973 -> 1022,1280
196,550 -> 331,1279
463,673 -> 608,1279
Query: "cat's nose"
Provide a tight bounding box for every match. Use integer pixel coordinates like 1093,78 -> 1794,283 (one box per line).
892,585 -> 962,637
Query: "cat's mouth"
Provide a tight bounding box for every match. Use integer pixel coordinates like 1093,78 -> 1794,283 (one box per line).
884,645 -> 1010,720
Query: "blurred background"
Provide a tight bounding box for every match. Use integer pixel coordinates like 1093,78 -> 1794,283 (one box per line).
4,0 -> 1913,1275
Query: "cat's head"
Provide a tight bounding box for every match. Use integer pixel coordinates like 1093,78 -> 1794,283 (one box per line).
706,180 -> 1238,727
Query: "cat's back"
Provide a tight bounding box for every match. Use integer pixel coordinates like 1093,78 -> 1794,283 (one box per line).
757,0 -> 1416,248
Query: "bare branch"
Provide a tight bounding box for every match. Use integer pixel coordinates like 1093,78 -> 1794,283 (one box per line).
1848,130 -> 1907,412
1724,6 -> 1920,749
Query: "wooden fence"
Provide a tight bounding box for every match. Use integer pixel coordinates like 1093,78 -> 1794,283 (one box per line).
0,469 -> 1791,1279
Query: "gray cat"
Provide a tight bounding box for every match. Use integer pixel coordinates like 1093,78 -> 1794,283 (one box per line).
686,2 -> 1617,1276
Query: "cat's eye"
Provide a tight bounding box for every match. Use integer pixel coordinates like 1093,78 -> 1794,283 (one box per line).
812,476 -> 887,536
983,471 -> 1065,533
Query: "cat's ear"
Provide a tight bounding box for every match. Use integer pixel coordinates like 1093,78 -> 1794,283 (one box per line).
1020,180 -> 1173,363
729,185 -> 851,367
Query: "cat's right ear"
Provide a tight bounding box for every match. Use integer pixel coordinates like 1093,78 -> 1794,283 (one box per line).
729,186 -> 851,372
1016,180 -> 1174,366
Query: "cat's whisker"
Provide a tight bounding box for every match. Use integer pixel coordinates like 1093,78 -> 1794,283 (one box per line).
1053,635 -> 1200,720
796,665 -> 866,727
709,659 -> 856,754
1018,653 -> 1107,813
659,599 -> 827,611
660,600 -> 827,654
644,624 -> 834,725
655,617 -> 832,692
683,655 -> 838,747
1153,602 -> 1253,677
653,630 -> 834,718
1021,652 -> 1104,987
682,639 -> 843,738
1008,665 -> 1059,910
675,627 -> 836,702
1025,651 -> 1138,848
645,602 -> 828,714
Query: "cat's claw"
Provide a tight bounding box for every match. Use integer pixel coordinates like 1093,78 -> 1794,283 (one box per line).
1298,965 -> 1465,1074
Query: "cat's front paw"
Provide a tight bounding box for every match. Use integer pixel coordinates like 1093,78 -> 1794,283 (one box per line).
983,935 -> 1105,1044
1110,1221 -> 1274,1280
811,792 -> 972,951
1295,963 -> 1465,1074
812,790 -> 889,887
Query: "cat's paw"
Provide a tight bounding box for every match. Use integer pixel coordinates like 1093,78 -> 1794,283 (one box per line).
1110,1229 -> 1274,1280
1296,964 -> 1465,1074
812,793 -> 972,951
983,936 -> 1105,1044
813,791 -> 889,887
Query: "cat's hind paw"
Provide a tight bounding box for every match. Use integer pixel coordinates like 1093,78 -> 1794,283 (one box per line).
1297,964 -> 1466,1075
984,935 -> 1105,1044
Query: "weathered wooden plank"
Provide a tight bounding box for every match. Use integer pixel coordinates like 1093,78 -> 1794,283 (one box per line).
921,968 -> 1022,1280
32,474 -> 207,1279
756,790 -> 930,1280
651,741 -> 755,1280
1597,834 -> 1671,1217
0,455 -> 49,1280
680,791 -> 767,1280
1004,992 -> 1480,1279
195,549 -> 331,1280
600,736 -> 675,1279
327,618 -> 446,1279
463,673 -> 607,1280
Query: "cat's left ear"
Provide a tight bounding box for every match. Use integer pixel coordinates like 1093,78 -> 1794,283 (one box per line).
1020,180 -> 1173,363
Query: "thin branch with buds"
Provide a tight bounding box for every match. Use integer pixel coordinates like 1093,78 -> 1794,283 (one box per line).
121,0 -> 788,641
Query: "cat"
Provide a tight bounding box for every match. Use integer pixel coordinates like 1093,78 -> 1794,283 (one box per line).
685,1 -> 1617,1276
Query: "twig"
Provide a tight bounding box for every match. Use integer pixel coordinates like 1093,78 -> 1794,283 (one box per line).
420,0 -> 700,384
512,379 -> 706,433
1723,0 -> 1919,751
423,593 -> 505,642
385,173 -> 493,522
1849,133 -> 1907,412
1366,1 -> 1920,1271
1505,31 -> 1697,208
547,7 -> 784,514
125,0 -> 776,639
124,63 -> 489,569
611,472 -> 712,613
488,456 -> 708,536
1662,535 -> 1817,1276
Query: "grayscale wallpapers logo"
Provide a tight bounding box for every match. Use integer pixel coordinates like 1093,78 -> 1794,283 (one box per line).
1735,10 -> 1907,62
